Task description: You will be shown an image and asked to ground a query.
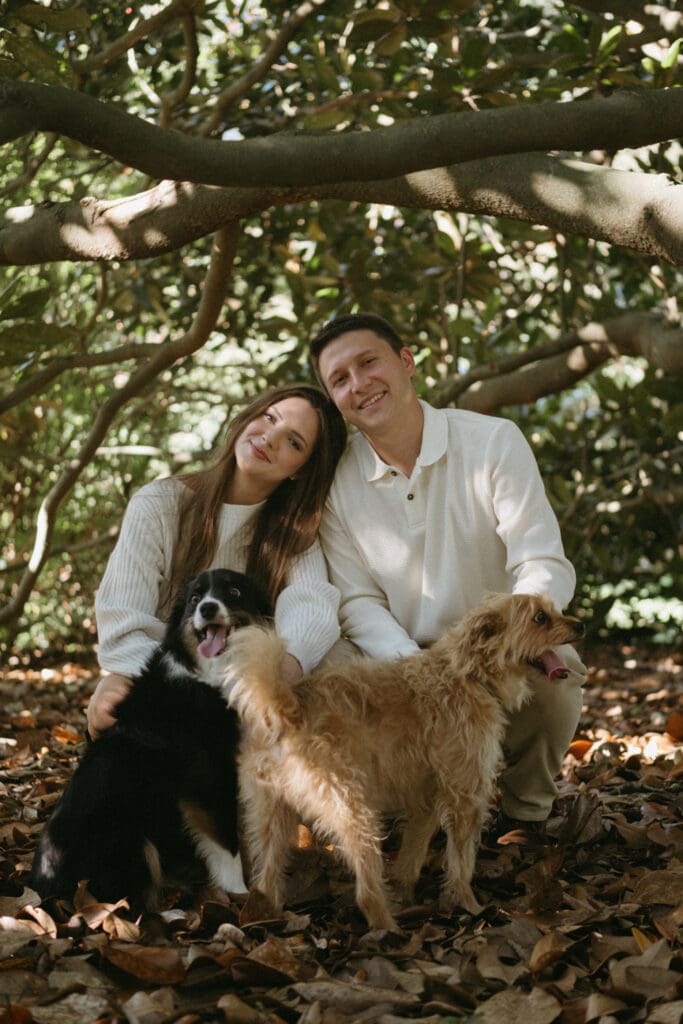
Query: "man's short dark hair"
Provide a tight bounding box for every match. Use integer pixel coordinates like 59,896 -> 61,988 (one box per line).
310,313 -> 406,385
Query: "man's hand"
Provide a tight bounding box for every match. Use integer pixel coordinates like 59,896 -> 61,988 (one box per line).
86,672 -> 133,739
281,652 -> 303,686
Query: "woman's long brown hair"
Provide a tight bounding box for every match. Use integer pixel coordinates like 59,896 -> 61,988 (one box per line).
167,384 -> 347,607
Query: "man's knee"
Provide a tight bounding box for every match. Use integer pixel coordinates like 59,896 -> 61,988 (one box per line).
506,653 -> 585,756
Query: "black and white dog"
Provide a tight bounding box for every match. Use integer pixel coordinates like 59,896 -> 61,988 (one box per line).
30,569 -> 271,911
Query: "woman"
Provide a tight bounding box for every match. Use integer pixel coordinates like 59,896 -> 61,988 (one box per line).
87,383 -> 347,738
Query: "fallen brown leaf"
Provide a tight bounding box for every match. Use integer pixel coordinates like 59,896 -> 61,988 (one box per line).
101,943 -> 186,984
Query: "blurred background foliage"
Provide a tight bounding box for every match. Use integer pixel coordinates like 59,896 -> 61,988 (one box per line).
0,0 -> 681,659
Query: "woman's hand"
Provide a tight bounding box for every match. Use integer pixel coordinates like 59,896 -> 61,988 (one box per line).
281,652 -> 303,686
86,673 -> 133,739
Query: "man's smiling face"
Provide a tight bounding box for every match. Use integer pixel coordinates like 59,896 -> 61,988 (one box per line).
317,329 -> 416,437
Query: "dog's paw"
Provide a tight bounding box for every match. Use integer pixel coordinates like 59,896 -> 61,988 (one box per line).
387,875 -> 415,906
365,910 -> 401,933
439,885 -> 483,917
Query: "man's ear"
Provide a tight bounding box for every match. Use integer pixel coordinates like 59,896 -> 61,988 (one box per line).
400,346 -> 416,376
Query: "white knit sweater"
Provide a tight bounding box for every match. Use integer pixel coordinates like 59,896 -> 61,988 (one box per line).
320,401 -> 576,660
95,477 -> 340,675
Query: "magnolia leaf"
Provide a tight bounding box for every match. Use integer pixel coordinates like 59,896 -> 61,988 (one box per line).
474,986 -> 561,1024
101,944 -> 186,984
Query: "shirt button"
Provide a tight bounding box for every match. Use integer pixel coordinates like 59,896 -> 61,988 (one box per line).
407,493 -> 414,500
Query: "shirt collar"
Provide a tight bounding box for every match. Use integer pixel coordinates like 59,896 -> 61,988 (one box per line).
356,400 -> 448,481
416,400 -> 448,467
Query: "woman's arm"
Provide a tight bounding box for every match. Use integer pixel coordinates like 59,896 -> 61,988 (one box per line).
274,539 -> 341,674
95,481 -> 177,675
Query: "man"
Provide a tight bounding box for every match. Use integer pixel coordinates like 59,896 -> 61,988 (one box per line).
311,312 -> 585,834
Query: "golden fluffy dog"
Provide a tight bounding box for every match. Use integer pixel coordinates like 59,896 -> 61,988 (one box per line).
229,592 -> 584,931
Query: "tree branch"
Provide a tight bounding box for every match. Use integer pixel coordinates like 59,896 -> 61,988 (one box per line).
0,222 -> 240,627
3,153 -> 682,266
2,79 -> 682,187
200,0 -> 330,136
440,313 -> 683,413
0,343 -> 168,415
71,0 -> 202,75
0,133 -> 58,199
160,13 -> 199,127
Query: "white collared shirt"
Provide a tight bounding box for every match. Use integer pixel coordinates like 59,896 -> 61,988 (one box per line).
320,401 -> 575,660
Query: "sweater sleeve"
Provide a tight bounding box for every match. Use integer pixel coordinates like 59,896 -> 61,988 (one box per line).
274,539 -> 341,673
319,501 -> 419,660
489,421 -> 576,610
95,484 -> 176,676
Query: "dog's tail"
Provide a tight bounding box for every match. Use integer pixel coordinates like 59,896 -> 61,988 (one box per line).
228,624 -> 302,737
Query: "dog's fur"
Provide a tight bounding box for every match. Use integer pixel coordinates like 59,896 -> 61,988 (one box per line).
30,569 -> 270,911
228,592 -> 584,931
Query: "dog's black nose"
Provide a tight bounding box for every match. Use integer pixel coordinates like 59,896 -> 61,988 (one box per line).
198,599 -> 218,620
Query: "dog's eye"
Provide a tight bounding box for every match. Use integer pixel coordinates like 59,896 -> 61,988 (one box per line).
229,587 -> 241,598
533,610 -> 549,625
190,593 -> 200,606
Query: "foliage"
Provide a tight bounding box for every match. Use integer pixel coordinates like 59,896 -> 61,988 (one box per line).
0,0 -> 682,654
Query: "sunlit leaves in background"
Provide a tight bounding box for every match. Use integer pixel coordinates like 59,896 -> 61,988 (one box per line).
0,0 -> 681,653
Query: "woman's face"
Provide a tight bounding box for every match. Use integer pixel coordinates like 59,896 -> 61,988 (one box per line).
234,396 -> 320,498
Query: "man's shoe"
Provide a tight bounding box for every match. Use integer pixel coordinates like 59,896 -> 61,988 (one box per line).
483,811 -> 547,846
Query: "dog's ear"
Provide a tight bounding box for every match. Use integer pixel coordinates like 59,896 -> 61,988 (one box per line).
165,575 -> 197,633
467,610 -> 505,647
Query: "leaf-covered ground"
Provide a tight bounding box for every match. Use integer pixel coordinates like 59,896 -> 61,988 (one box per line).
1,643 -> 681,1024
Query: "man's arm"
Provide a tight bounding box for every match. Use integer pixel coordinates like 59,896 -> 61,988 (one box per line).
319,503 -> 419,660
490,421 -> 576,610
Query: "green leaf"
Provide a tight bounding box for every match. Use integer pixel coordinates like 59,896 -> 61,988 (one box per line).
662,403 -> 683,435
460,34 -> 490,73
348,11 -> 403,48
303,107 -> 352,130
349,68 -> 384,91
0,287 -> 51,321
597,24 -> 623,63
0,56 -> 22,78
375,23 -> 407,56
0,323 -> 78,363
5,35 -> 65,84
0,276 -> 24,312
313,55 -> 341,93
661,38 -> 682,70
14,3 -> 91,32
480,91 -> 518,107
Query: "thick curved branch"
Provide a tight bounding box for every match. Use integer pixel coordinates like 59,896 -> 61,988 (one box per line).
0,222 -> 240,627
200,0 -> 329,136
2,154 -> 682,265
444,313 -> 683,413
1,79 -> 682,187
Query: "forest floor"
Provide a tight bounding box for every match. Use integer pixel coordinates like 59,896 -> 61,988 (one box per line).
0,641 -> 681,1024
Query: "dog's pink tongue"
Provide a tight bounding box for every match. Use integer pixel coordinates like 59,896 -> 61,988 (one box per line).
199,625 -> 228,658
539,649 -> 569,680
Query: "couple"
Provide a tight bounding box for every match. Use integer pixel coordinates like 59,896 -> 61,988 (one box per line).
89,312 -> 585,833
